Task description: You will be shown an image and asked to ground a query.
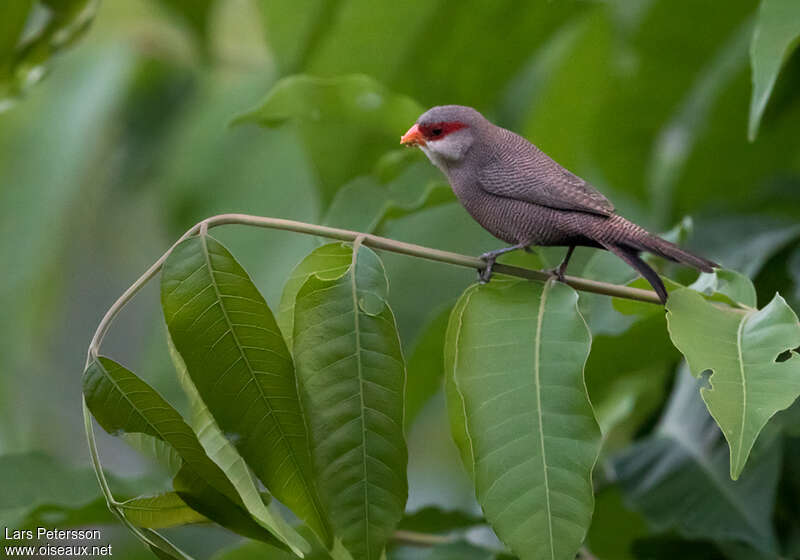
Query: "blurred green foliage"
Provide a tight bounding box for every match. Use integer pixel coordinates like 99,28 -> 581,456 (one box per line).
2,0 -> 800,559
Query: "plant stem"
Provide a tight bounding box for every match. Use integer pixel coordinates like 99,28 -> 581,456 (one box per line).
392,530 -> 458,547
87,212 -> 661,361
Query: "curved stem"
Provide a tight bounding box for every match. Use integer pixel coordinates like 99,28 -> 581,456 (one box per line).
86,213 -> 661,362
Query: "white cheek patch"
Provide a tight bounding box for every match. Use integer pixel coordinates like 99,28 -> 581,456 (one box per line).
418,129 -> 473,171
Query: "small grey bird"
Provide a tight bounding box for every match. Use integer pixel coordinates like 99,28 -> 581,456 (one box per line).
400,105 -> 717,303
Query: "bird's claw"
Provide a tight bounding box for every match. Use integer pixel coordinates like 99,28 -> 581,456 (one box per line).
478,253 -> 496,284
542,266 -> 566,283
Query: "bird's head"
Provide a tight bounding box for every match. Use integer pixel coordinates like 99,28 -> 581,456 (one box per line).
401,105 -> 485,170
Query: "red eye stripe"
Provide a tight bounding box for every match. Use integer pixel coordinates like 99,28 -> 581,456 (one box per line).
418,121 -> 468,140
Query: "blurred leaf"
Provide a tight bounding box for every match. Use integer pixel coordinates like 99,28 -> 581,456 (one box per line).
232,73 -> 420,132
0,46 -> 134,449
585,487 -> 649,560
613,366 -> 781,553
647,20 -> 751,220
0,1 -> 33,73
155,0 -> 215,50
292,242 -> 408,560
666,288 -> 800,478
233,74 -> 423,201
168,336 -> 308,552
397,506 -> 483,535
257,0 -> 344,74
0,0 -> 99,108
404,305 -> 452,428
322,162 -> 451,235
520,9 -> 613,175
445,278 -> 601,560
391,541 -> 502,560
688,268 -> 757,307
749,0 -> 800,140
212,540 -> 298,560
161,234 -> 326,550
82,357 -> 287,548
0,451 -> 138,529
279,242 -> 353,349
585,313 -> 677,450
120,492 -> 209,529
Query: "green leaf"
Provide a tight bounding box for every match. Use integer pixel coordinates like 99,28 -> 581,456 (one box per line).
749,0 -> 800,140
83,357 -> 239,502
161,234 -> 330,548
292,241 -> 408,560
0,0 -> 99,107
120,492 -> 208,529
82,357 -> 290,550
689,268 -> 757,307
0,451 -> 137,529
279,242 -> 353,350
397,506 -> 483,535
647,20 -> 751,218
232,74 -> 423,200
168,336 -> 306,552
404,305 -> 452,428
445,278 -> 601,560
232,74 -> 420,131
666,288 -> 800,478
0,0 -> 32,70
613,366 -> 780,553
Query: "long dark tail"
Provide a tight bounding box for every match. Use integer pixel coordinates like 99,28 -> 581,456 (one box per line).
636,234 -> 718,273
601,242 -> 669,304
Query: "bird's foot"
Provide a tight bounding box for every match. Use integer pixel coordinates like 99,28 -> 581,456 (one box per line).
478,252 -> 498,284
542,265 -> 566,283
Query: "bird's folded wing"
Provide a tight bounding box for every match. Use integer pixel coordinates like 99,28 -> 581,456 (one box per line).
478,151 -> 615,217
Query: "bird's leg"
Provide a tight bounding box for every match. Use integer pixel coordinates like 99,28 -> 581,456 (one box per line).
546,245 -> 575,282
478,243 -> 529,284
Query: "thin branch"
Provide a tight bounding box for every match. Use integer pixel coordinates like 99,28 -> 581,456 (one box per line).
86,212 -> 661,363
392,530 -> 458,547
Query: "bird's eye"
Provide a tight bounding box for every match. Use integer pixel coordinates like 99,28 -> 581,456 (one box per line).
432,128 -> 443,136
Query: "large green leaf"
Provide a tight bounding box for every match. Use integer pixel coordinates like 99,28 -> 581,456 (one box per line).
666,287 -> 800,478
82,357 -> 291,550
292,241 -> 408,560
83,357 -> 239,502
445,278 -> 601,560
161,233 -> 330,547
749,0 -> 800,140
120,492 -> 208,529
613,366 -> 780,553
168,337 -> 306,552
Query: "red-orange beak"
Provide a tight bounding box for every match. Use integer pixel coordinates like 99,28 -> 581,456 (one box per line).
401,123 -> 425,147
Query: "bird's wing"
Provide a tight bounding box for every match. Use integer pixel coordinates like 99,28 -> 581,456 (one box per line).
477,139 -> 615,216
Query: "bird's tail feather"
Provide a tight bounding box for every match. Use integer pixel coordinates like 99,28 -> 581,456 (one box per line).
601,242 -> 668,304
635,234 -> 718,272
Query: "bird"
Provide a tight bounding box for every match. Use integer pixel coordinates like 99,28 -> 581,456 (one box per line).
400,105 -> 717,304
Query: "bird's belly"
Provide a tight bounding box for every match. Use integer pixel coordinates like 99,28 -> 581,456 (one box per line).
459,190 -> 588,247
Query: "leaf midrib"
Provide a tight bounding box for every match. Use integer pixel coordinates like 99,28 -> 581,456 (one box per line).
734,314 -> 748,473
533,282 -> 555,560
349,241 -> 372,559
198,235 -> 327,538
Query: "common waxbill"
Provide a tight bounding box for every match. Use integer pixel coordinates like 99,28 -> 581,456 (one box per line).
400,105 -> 717,303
